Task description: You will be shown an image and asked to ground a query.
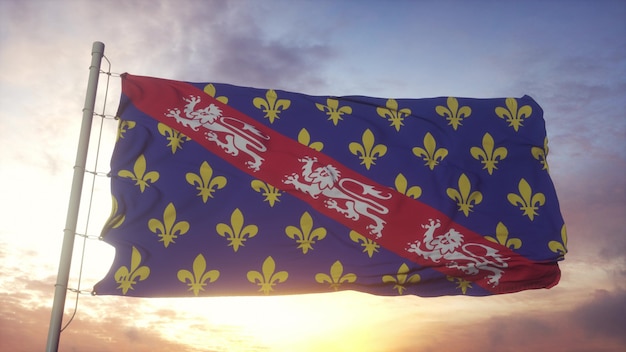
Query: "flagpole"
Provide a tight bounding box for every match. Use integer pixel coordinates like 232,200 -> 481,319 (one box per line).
45,41 -> 105,352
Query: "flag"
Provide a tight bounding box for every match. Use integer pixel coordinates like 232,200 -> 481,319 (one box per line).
94,74 -> 566,297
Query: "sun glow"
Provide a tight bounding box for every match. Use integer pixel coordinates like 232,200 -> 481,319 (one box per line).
135,292 -> 394,351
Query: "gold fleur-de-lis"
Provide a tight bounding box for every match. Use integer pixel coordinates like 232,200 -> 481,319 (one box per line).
394,173 -> 422,199
495,98 -> 533,132
376,98 -> 411,131
349,230 -> 379,257
507,178 -> 545,220
470,133 -> 508,175
203,83 -> 229,104
435,97 -> 472,130
447,276 -> 472,294
315,260 -> 357,291
531,137 -> 550,172
285,212 -> 327,254
252,89 -> 291,123
382,263 -> 421,295
412,132 -> 448,170
148,203 -> 190,248
158,123 -> 191,154
548,224 -> 568,258
315,98 -> 352,125
297,128 -> 323,151
484,222 -> 522,249
117,120 -> 136,140
216,208 -> 258,252
117,154 -> 160,193
250,180 -> 282,207
247,256 -> 288,295
185,161 -> 227,203
177,254 -> 220,296
100,195 -> 125,238
349,129 -> 387,169
446,173 -> 483,217
114,246 -> 150,295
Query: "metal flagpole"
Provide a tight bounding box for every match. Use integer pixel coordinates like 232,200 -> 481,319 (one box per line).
45,41 -> 105,352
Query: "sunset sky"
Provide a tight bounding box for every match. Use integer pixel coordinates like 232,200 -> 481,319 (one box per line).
1,0 -> 625,351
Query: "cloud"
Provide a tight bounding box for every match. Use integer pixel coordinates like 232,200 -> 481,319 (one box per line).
201,32 -> 333,91
571,288 -> 626,343
0,301 -> 203,352
549,154 -> 626,264
13,260 -> 621,352
18,0 -> 337,93
394,289 -> 626,352
151,2 -> 335,91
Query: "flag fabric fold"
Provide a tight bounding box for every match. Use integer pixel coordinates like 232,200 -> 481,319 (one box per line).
94,73 -> 566,297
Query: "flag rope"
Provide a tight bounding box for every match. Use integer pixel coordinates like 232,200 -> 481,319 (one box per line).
84,170 -> 110,177
58,54 -> 118,333
59,55 -> 111,333
93,113 -> 118,120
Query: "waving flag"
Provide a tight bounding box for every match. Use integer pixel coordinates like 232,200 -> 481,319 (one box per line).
94,74 -> 566,297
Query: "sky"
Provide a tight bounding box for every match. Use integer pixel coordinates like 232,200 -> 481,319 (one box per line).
0,0 -> 625,351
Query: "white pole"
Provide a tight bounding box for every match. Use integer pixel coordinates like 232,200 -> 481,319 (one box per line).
45,41 -> 105,352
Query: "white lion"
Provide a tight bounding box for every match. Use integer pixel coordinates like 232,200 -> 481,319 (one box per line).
165,95 -> 269,171
284,156 -> 391,238
407,219 -> 509,286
